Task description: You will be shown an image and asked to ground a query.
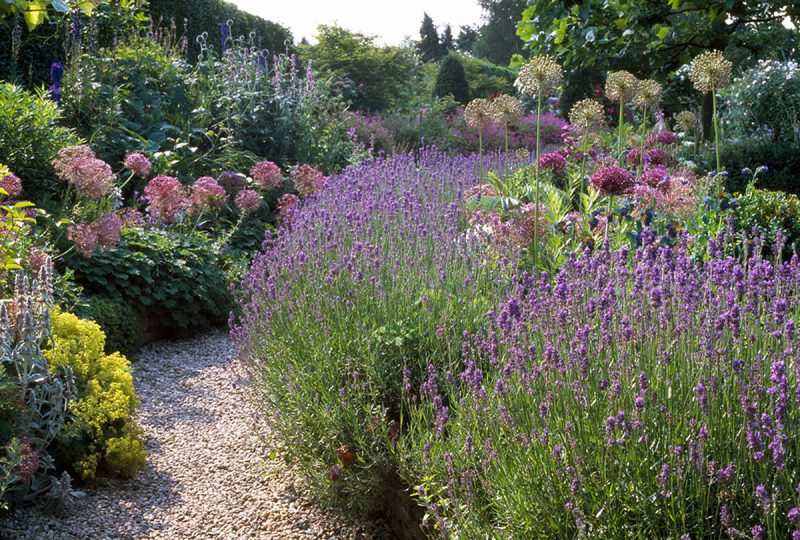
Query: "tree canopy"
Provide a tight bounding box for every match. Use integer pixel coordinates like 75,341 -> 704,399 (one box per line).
434,53 -> 469,103
418,12 -> 444,62
518,0 -> 800,75
0,0 -> 102,30
473,0 -> 528,65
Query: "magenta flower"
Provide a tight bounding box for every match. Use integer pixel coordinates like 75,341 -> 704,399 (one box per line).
291,164 -> 327,195
250,160 -> 283,191
590,166 -> 635,196
0,173 -> 22,198
67,223 -> 99,258
144,175 -> 188,223
123,152 -> 152,179
92,213 -> 123,250
235,189 -> 262,213
647,131 -> 679,146
538,151 -> 567,175
189,176 -> 227,214
641,168 -> 670,192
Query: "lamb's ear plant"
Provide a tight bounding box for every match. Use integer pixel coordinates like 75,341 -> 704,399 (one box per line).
516,55 -> 563,269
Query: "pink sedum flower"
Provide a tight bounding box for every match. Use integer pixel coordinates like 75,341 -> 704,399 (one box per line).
0,173 -> 22,198
291,164 -> 327,195
189,176 -> 227,214
235,189 -> 262,213
144,175 -> 188,223
250,161 -> 283,191
124,153 -> 152,178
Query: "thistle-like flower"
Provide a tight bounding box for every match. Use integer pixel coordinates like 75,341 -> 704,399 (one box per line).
464,98 -> 493,130
689,51 -> 732,93
675,110 -> 698,133
634,79 -> 662,109
516,55 -> 563,97
568,99 -> 605,134
605,71 -> 639,102
489,94 -> 522,125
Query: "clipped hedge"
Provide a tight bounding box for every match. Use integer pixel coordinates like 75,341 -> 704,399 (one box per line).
75,295 -> 142,357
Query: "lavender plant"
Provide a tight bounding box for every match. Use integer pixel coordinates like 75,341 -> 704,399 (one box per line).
403,227 -> 800,538
232,149 -> 516,513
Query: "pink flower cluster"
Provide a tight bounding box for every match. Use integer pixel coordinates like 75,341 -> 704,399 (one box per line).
590,166 -> 636,196
291,164 -> 327,195
646,131 -> 679,146
634,170 -> 698,217
117,207 -> 146,229
189,177 -> 227,215
276,193 -> 300,222
538,151 -> 567,175
510,203 -> 550,246
641,167 -> 670,192
0,173 -> 22,198
53,145 -> 115,199
124,153 -> 153,179
144,175 -> 188,223
462,183 -> 498,205
235,189 -> 262,213
250,161 -> 282,190
17,438 -> 39,486
219,171 -> 245,195
626,148 -> 672,168
67,213 -> 123,258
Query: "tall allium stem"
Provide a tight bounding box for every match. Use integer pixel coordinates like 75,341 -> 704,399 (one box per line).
478,129 -> 484,182
712,84 -> 721,189
504,123 -> 510,179
534,94 -> 542,269
617,98 -> 624,159
639,107 -> 648,172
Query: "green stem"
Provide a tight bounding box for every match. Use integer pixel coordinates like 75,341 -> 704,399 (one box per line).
478,129 -> 484,183
534,94 -> 542,269
712,85 -> 721,192
617,97 -> 624,159
639,106 -> 647,173
504,122 -> 509,180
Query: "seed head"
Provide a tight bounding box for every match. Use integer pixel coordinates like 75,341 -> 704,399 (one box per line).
605,70 -> 639,102
568,99 -> 605,134
689,50 -> 732,93
516,55 -> 562,97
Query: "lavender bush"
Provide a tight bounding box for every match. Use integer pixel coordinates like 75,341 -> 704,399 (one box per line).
404,228 -> 800,538
232,149 -> 520,513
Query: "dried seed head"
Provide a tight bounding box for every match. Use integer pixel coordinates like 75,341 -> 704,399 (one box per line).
634,79 -> 662,109
464,98 -> 493,130
689,50 -> 732,93
569,99 -> 605,134
489,94 -> 522,125
675,110 -> 699,133
605,71 -> 639,102
516,55 -> 562,97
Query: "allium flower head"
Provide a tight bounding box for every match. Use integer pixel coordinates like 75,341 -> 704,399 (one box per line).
689,50 -> 732,93
605,70 -> 639,102
67,223 -> 98,258
569,99 -> 605,134
641,167 -> 670,192
464,98 -> 493,130
590,166 -> 635,196
235,189 -> 262,213
538,151 -> 567,175
0,173 -> 22,198
675,111 -> 698,133
510,203 -> 550,246
144,175 -> 188,223
124,153 -> 152,179
219,171 -> 245,195
291,164 -> 326,195
647,131 -> 679,146
517,55 -> 562,97
277,193 -> 301,222
250,160 -> 283,191
53,144 -> 115,199
634,79 -> 662,109
189,176 -> 226,215
92,213 -> 123,250
117,207 -> 146,229
489,94 -> 522,125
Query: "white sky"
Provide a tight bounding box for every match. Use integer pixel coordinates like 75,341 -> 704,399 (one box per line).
229,0 -> 485,45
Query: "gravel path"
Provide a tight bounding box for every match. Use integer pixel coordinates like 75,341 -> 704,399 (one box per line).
0,331 -> 391,540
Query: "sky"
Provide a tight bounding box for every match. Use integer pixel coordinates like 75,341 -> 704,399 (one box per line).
229,1 -> 484,45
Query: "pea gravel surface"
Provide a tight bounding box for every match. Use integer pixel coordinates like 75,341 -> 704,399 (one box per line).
0,331 -> 391,540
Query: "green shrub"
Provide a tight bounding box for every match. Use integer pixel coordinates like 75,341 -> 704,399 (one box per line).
61,38 -> 194,170
723,59 -> 800,143
75,295 -> 142,356
0,83 -> 80,208
734,186 -> 800,253
46,311 -> 146,481
711,141 -> 800,195
64,228 -> 230,338
434,54 -> 469,104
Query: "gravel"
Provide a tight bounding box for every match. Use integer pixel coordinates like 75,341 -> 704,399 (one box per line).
0,331 -> 391,540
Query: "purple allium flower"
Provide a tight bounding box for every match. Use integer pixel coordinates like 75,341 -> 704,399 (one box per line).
250,160 -> 283,191
189,176 -> 227,214
291,164 -> 327,195
52,145 -> 115,199
538,151 -> 567,175
590,166 -> 635,196
124,153 -> 152,179
144,175 -> 188,223
234,189 -> 262,213
0,173 -> 22,198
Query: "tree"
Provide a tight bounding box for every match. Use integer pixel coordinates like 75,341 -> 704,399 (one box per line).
434,53 -> 470,103
441,24 -> 454,52
518,0 -> 800,133
0,0 -> 101,31
302,24 -> 418,112
456,25 -> 479,53
417,12 -> 443,62
472,0 -> 527,65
